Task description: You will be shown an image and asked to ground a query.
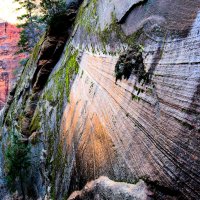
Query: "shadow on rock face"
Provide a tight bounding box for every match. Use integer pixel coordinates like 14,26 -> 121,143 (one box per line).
122,0 -> 200,38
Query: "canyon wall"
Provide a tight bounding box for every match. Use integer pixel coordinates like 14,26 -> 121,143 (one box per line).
0,21 -> 25,110
0,0 -> 200,199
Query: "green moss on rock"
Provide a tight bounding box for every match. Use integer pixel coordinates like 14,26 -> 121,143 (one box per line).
30,109 -> 41,133
65,50 -> 79,102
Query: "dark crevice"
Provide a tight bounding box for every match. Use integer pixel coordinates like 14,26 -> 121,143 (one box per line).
16,5 -> 81,137
146,179 -> 184,200
32,9 -> 77,92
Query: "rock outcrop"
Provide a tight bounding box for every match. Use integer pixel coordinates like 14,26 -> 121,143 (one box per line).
68,177 -> 152,200
0,0 -> 200,200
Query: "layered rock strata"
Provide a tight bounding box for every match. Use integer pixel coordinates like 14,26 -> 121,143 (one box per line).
0,0 -> 200,200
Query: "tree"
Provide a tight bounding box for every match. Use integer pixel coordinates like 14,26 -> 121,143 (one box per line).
15,0 -> 68,53
15,0 -> 44,53
39,0 -> 67,25
5,133 -> 31,200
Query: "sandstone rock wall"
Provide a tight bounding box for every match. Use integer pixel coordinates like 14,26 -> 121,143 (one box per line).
0,1 -> 200,199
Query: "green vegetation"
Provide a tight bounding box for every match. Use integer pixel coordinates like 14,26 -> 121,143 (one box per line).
41,48 -> 80,199
75,2 -> 145,54
40,0 -> 67,26
50,143 -> 64,199
15,0 -> 68,53
15,0 -> 44,53
30,109 -> 41,133
5,133 -> 31,200
43,67 -> 65,105
65,50 -> 79,102
43,48 -> 79,104
75,0 -> 98,33
132,94 -> 141,102
115,45 -> 146,82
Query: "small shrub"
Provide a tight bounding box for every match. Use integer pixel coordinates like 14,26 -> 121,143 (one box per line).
5,133 -> 31,200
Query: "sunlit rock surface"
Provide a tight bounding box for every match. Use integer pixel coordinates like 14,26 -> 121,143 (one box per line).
0,1 -> 200,199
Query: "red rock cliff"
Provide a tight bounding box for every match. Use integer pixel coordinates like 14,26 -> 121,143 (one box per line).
0,21 -> 25,110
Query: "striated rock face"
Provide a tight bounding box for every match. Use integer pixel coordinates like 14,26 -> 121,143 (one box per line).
0,21 -> 25,110
0,0 -> 200,200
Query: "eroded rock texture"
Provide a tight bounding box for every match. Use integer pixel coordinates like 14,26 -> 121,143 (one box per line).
60,1 -> 200,199
0,0 -> 200,200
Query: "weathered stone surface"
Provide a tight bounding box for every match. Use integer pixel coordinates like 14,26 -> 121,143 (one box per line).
114,0 -> 145,22
0,0 -> 200,200
29,131 -> 41,145
97,0 -> 146,30
68,177 -> 152,200
61,1 -> 200,199
121,0 -> 200,36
